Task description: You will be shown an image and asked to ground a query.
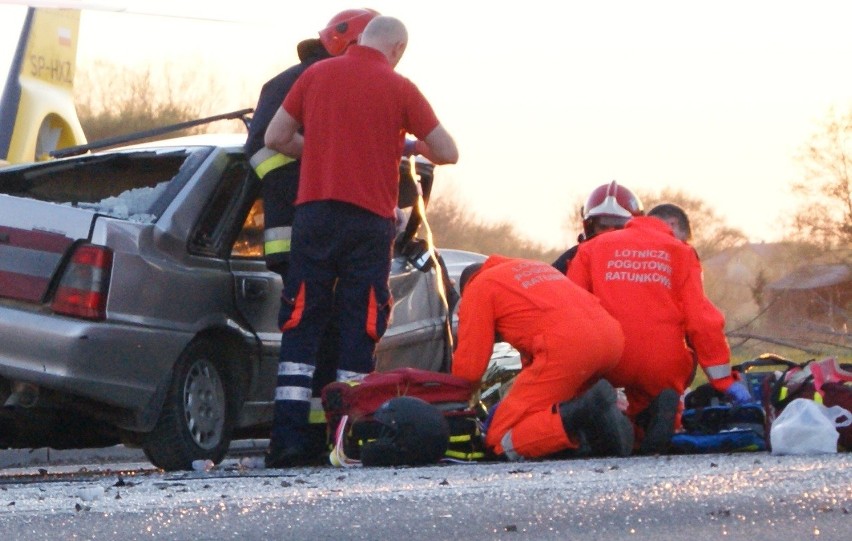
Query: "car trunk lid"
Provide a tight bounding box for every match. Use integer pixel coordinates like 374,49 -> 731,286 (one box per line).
0,195 -> 95,303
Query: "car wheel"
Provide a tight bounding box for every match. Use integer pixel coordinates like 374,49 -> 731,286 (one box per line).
142,340 -> 235,471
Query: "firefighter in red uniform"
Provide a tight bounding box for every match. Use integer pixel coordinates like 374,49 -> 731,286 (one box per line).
263,16 -> 458,468
568,214 -> 751,454
453,256 -> 633,460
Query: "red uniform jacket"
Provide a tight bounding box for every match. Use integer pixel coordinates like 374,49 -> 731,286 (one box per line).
568,217 -> 735,392
453,255 -> 622,385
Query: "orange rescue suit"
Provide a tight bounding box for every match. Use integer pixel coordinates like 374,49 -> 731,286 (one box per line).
453,255 -> 624,458
568,216 -> 735,422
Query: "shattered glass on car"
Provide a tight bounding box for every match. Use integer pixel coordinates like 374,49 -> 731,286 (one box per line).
0,148 -> 208,223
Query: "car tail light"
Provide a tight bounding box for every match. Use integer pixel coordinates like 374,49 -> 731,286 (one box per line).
50,244 -> 113,320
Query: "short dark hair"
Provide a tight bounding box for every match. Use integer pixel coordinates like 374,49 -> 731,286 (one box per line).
459,263 -> 483,295
648,203 -> 692,242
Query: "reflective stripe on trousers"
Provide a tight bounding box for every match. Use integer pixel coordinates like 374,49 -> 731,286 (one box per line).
501,431 -> 522,461
271,360 -> 315,449
275,361 -> 315,403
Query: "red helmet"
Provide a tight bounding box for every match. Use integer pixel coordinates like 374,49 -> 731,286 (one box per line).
319,8 -> 380,56
581,180 -> 644,238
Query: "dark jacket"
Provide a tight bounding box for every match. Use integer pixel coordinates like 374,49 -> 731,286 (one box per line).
244,39 -> 329,157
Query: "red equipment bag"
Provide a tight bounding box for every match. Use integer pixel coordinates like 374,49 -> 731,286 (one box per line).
321,367 -> 487,463
322,367 -> 474,424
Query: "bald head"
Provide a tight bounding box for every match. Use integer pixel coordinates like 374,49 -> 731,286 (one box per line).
359,16 -> 408,67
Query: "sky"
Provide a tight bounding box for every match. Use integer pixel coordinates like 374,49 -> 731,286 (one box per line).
2,0 -> 852,250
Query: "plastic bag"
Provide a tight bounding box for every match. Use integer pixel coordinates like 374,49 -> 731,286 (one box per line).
770,398 -> 852,455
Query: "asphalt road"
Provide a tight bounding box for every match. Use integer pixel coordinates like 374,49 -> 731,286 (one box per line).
0,446 -> 849,540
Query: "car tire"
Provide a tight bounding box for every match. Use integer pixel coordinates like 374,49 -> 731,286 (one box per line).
142,340 -> 235,471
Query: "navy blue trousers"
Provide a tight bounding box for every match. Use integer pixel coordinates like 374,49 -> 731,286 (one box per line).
271,200 -> 395,450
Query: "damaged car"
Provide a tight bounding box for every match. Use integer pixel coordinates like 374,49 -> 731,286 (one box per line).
0,132 -> 484,470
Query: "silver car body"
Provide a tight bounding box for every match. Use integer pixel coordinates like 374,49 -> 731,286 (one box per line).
0,134 -> 485,468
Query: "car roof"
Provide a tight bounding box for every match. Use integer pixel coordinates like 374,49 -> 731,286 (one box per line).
118,133 -> 247,152
116,133 -> 435,166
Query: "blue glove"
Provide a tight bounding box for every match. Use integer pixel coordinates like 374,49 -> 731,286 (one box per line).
482,400 -> 501,434
725,381 -> 752,405
402,139 -> 418,157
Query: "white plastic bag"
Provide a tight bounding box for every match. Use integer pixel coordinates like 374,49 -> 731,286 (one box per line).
770,398 -> 852,455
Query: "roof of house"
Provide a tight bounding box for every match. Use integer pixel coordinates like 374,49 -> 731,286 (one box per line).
766,264 -> 851,290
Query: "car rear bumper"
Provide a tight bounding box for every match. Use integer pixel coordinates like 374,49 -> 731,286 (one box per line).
0,303 -> 191,414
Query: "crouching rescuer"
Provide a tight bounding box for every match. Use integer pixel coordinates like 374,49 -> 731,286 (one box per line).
452,256 -> 634,460
567,212 -> 751,454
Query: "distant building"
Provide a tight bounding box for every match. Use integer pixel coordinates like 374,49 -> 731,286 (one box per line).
701,242 -> 803,325
765,264 -> 851,337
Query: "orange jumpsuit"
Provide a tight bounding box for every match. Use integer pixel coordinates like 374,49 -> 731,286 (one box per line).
567,217 -> 735,426
452,255 -> 624,459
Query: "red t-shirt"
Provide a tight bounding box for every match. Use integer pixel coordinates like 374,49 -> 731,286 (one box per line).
283,45 -> 440,218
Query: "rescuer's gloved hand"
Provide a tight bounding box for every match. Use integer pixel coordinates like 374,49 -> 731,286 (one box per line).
402,139 -> 419,157
725,381 -> 752,405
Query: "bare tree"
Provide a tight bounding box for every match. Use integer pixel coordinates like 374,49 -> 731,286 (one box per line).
561,195 -> 585,246
790,106 -> 852,250
75,61 -> 224,142
638,188 -> 748,259
425,193 -> 562,262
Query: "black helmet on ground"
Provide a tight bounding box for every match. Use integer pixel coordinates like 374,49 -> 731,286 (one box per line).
360,396 -> 450,467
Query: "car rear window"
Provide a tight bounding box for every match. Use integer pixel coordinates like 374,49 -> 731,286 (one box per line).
0,147 -> 210,223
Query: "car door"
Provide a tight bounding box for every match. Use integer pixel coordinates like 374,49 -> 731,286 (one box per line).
229,194 -> 452,387
228,196 -> 283,415
376,258 -> 450,372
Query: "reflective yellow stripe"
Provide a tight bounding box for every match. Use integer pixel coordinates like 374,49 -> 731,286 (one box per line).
778,387 -> 788,401
255,154 -> 291,179
264,227 -> 291,256
309,398 -> 326,424
350,438 -> 486,461
264,238 -> 291,256
814,393 -> 824,404
444,450 -> 485,460
449,434 -> 473,443
737,444 -> 761,452
250,147 -> 293,179
309,409 -> 327,424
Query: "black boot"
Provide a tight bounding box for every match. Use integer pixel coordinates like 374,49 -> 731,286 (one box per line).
637,388 -> 679,455
265,435 -> 330,468
264,445 -> 319,468
559,380 -> 633,457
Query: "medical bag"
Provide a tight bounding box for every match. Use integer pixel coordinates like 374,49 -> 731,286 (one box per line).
321,367 -> 488,463
762,356 -> 852,451
671,403 -> 767,453
670,354 -> 797,454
